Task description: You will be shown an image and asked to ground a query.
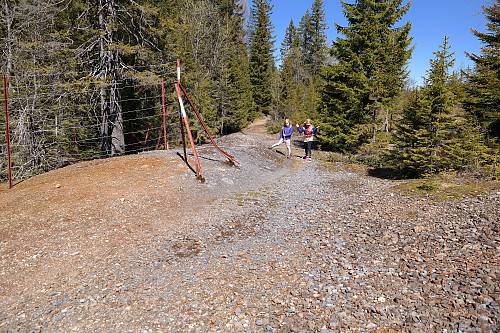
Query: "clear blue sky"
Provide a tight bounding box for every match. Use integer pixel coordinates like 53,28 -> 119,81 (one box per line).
255,0 -> 488,86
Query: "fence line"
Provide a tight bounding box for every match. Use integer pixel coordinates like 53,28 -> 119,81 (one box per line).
1,70 -> 183,185
1,60 -> 234,186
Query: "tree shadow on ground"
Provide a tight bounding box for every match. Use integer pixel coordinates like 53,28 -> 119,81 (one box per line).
291,139 -> 318,154
367,167 -> 413,180
367,167 -> 397,179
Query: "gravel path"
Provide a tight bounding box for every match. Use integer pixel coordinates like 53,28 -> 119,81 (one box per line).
1,126 -> 499,332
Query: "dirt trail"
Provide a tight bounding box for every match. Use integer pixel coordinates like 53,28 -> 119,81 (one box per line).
242,116 -> 269,135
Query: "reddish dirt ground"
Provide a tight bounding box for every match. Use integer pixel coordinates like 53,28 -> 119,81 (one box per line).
0,154 -> 194,293
0,116 -> 278,297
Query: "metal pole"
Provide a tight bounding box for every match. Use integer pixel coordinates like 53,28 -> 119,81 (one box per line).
74,120 -> 78,161
162,78 -> 168,150
163,106 -> 168,150
177,60 -> 187,162
177,59 -> 181,84
180,116 -> 187,162
155,126 -> 162,150
179,83 -> 239,165
175,83 -> 203,181
3,75 -> 12,189
143,123 -> 150,152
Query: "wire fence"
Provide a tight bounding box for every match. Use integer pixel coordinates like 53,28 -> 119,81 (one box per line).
1,64 -> 187,184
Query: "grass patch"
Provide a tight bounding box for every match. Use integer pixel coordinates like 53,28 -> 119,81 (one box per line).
320,151 -> 499,200
393,174 -> 498,200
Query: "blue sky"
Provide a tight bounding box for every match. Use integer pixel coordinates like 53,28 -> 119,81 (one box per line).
259,0 -> 488,86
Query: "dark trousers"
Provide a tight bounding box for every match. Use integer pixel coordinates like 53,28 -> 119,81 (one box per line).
304,141 -> 312,157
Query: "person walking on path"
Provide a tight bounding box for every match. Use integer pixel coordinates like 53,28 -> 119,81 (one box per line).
269,119 -> 294,158
296,119 -> 318,161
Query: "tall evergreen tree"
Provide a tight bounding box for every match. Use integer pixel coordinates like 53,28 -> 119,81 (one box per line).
297,3 -> 328,77
298,9 -> 313,72
275,19 -> 299,120
97,0 -> 124,157
214,0 -> 254,134
64,0 -> 166,157
391,35 -> 484,176
318,0 -> 412,152
309,0 -> 328,75
465,0 -> 500,145
280,19 -> 299,61
280,20 -> 302,89
168,0 -> 254,140
248,0 -> 275,115
272,0 -> 327,126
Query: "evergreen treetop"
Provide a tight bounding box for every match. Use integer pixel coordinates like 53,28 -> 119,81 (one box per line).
249,0 -> 275,115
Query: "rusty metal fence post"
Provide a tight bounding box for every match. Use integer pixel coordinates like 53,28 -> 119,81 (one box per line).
162,78 -> 168,150
175,82 -> 204,181
3,75 -> 12,189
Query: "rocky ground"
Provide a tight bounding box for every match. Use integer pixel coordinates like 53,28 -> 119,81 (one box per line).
0,118 -> 499,332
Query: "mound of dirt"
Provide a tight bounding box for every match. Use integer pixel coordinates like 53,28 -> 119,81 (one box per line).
0,116 -> 289,296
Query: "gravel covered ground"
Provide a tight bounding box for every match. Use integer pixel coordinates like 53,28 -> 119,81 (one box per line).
1,118 -> 499,332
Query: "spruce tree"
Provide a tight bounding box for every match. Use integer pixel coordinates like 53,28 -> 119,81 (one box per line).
277,19 -> 302,119
0,0 -> 90,174
275,1 -> 327,125
215,0 -> 254,134
249,0 -> 275,115
417,35 -> 457,174
391,35 -> 484,176
63,0 -> 167,156
280,19 -> 300,61
298,9 -> 314,73
298,1 -> 327,77
317,0 -> 412,152
309,0 -> 328,76
465,0 -> 500,145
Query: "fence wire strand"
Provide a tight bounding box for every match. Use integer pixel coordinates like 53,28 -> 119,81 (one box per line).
1,69 -> 188,182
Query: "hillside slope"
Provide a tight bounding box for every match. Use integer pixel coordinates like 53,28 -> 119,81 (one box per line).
0,118 -> 499,332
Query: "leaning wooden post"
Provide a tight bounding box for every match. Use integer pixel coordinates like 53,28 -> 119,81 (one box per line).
3,75 -> 12,189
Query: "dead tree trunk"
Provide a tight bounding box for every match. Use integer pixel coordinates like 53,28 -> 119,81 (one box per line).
98,0 -> 124,158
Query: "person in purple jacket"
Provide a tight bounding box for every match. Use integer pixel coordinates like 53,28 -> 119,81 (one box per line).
268,118 -> 294,158
296,119 -> 319,161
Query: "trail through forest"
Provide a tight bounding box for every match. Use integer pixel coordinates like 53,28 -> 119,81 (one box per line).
0,117 -> 499,332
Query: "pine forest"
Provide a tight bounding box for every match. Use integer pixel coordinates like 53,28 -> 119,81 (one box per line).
1,0 -> 499,181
